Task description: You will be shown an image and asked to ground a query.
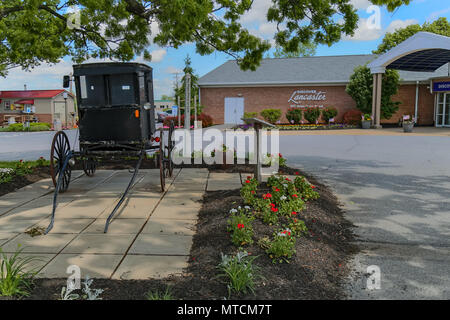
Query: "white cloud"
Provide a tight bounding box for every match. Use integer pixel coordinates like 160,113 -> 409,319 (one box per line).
385,19 -> 418,34
350,0 -> 372,10
149,48 -> 167,63
343,18 -> 383,41
427,7 -> 450,22
153,77 -> 175,99
165,66 -> 183,74
240,0 -> 272,24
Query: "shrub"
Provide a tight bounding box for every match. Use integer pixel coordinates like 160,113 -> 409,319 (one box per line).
217,251 -> 261,297
288,217 -> 308,237
0,246 -> 40,297
242,112 -> 258,120
241,176 -> 258,205
294,176 -> 319,201
227,207 -> 255,246
286,108 -> 302,124
260,109 -> 282,124
260,229 -> 296,263
303,107 -> 321,124
321,107 -> 338,123
30,125 -> 51,132
343,110 -> 363,125
163,113 -> 213,127
146,287 -> 173,300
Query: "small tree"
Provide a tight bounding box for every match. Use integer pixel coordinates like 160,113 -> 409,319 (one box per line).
304,107 -> 321,124
286,108 -> 302,124
260,109 -> 282,124
346,65 -> 401,120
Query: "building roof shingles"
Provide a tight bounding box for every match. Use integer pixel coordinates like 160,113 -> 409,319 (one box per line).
198,54 -> 450,87
0,90 -> 67,99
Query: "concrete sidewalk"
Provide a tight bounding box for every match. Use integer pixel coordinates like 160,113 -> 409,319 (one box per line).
0,168 -> 226,280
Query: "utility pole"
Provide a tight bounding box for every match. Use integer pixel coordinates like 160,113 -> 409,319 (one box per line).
194,94 -> 197,128
185,73 -> 191,130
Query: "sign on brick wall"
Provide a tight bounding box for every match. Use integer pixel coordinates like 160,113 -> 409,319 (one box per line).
433,81 -> 450,92
288,89 -> 327,108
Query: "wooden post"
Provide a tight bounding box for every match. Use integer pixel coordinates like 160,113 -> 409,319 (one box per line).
255,124 -> 262,183
375,73 -> 382,128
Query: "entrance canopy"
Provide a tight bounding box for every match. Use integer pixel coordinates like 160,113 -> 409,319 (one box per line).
368,32 -> 450,74
367,32 -> 450,128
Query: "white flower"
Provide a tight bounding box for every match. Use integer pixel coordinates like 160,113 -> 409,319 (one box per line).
280,196 -> 287,201
277,232 -> 287,237
244,206 -> 251,210
229,208 -> 238,214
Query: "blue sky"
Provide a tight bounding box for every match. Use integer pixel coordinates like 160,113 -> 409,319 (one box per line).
0,0 -> 448,99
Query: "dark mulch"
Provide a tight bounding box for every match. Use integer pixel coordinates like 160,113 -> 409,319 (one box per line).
0,167 -> 51,197
23,166 -> 358,300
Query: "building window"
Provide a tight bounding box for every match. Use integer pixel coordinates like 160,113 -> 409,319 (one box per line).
4,101 -> 10,110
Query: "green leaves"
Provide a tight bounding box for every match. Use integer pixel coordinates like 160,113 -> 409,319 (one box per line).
0,0 -> 412,75
346,65 -> 401,120
374,17 -> 450,54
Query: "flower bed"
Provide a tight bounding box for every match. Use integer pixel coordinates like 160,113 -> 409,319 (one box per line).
276,123 -> 357,131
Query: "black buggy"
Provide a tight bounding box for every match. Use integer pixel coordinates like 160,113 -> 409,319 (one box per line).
47,62 -> 175,234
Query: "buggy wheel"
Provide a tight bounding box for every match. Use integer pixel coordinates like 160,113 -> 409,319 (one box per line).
159,129 -> 166,192
83,157 -> 97,177
50,131 -> 72,193
167,121 -> 175,177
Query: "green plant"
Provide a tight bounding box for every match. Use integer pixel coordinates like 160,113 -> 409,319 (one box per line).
60,276 -> 104,300
304,107 -> 321,124
242,112 -> 258,120
346,65 -> 401,119
0,168 -> 14,184
286,108 -> 302,124
227,207 -> 255,246
260,109 -> 282,124
363,114 -> 372,121
146,286 -> 173,300
259,230 -> 296,263
217,251 -> 261,296
260,205 -> 279,225
288,217 -> 308,237
294,176 -> 319,201
241,176 -> 258,205
0,246 -> 40,297
322,107 -> 338,123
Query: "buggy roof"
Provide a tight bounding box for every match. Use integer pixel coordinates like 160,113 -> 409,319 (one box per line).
73,62 -> 152,76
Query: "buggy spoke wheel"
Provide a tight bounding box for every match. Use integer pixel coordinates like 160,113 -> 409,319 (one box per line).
50,131 -> 72,193
159,129 -> 166,192
83,157 -> 97,177
167,121 -> 175,178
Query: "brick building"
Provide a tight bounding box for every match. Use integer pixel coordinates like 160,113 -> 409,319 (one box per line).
0,90 -> 76,127
198,54 -> 450,127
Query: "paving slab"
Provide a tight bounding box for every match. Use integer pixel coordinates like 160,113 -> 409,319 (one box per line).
0,217 -> 42,233
1,233 -> 77,254
128,234 -> 193,255
0,232 -> 19,246
0,253 -> 56,274
112,255 -> 188,280
61,234 -> 135,254
151,201 -> 201,220
142,218 -> 196,236
35,218 -> 95,234
1,206 -> 52,221
98,195 -> 161,219
207,172 -> 242,191
38,254 -> 123,279
83,219 -> 146,234
56,197 -> 115,219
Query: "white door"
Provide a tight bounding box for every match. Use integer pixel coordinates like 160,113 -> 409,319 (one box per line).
436,93 -> 450,127
224,97 -> 244,124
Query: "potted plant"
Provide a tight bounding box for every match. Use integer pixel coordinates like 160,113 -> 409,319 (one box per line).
402,115 -> 415,133
361,114 -> 372,129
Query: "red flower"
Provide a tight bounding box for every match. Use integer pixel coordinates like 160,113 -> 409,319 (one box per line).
237,224 -> 244,229
274,188 -> 280,192
247,176 -> 252,180
291,212 -> 297,215
271,207 -> 278,213
285,178 -> 291,181
270,203 -> 275,207
282,230 -> 291,236
245,180 -> 251,184
251,190 -> 256,194
311,185 -> 316,189
295,172 -> 300,175
292,194 -> 298,198
263,193 -> 272,200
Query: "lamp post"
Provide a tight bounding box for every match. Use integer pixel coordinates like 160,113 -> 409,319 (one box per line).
63,92 -> 68,128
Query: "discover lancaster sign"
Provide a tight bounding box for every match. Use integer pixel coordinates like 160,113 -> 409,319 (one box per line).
288,89 -> 327,104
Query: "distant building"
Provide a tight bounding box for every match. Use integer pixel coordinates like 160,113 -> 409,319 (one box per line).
0,90 -> 76,127
154,99 -> 175,112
